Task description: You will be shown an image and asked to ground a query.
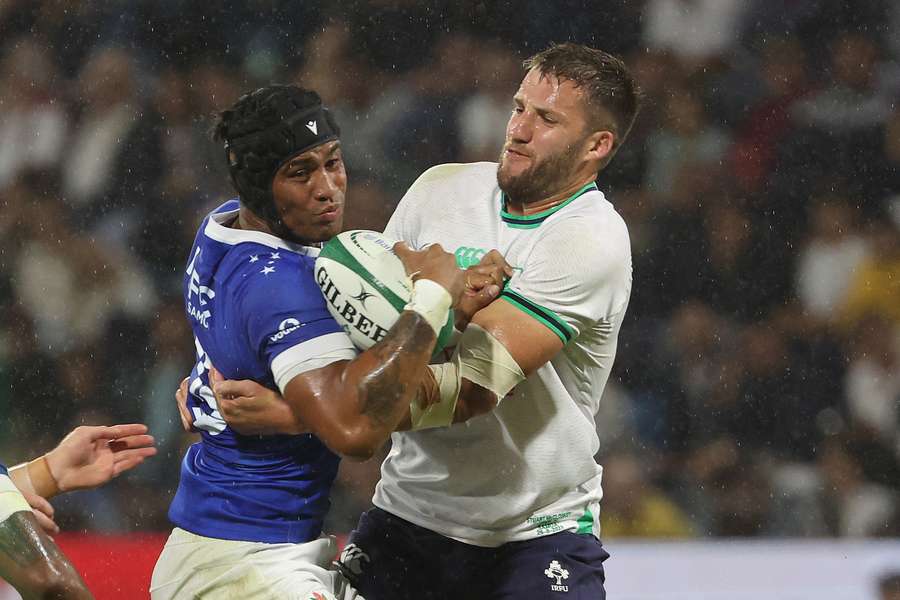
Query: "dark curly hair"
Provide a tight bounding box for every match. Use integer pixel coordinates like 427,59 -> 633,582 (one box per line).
213,85 -> 340,235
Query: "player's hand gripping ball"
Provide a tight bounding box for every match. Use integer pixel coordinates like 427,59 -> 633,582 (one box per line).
315,230 -> 454,353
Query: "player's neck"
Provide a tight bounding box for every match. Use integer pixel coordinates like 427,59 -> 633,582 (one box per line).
505,175 -> 596,216
233,206 -> 275,236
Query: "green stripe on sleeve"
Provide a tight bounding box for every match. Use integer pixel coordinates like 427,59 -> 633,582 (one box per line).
500,289 -> 575,344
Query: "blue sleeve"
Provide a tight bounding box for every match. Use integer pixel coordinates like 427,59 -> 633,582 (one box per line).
240,255 -> 346,370
0,463 -> 6,476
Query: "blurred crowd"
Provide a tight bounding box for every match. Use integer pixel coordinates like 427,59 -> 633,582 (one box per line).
0,0 -> 898,539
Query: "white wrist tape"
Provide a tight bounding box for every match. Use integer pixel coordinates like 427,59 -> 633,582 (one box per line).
410,360 -> 461,431
409,324 -> 525,430
404,278 -> 452,336
0,473 -> 31,525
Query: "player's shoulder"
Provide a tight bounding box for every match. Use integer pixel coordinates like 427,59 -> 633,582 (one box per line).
551,189 -> 629,245
417,161 -> 496,182
230,244 -> 314,292
410,161 -> 497,193
538,191 -> 630,270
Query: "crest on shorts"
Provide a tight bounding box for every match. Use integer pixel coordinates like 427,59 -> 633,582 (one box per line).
308,593 -> 326,600
545,559 -> 570,592
338,543 -> 371,577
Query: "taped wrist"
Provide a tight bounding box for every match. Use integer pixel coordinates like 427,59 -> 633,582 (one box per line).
409,360 -> 461,431
10,456 -> 60,499
409,324 -> 525,430
404,279 -> 452,336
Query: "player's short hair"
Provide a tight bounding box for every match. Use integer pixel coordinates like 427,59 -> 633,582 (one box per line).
213,84 -> 340,232
524,43 -> 641,152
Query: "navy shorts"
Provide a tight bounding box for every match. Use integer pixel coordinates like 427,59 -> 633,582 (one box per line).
337,507 -> 609,600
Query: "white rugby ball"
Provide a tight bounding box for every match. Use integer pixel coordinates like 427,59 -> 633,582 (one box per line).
315,230 -> 453,353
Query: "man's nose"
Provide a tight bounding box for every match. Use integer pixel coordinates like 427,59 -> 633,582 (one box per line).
313,169 -> 340,201
508,111 -> 533,143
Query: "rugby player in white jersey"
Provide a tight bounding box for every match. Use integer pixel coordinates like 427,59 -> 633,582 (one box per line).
204,43 -> 639,599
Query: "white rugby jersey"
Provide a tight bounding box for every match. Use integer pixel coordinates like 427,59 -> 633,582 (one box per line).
375,161 -> 632,547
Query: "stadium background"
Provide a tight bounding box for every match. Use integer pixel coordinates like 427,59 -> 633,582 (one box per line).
0,0 -> 898,597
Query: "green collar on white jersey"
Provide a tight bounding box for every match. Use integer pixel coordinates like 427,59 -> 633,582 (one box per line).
500,181 -> 598,229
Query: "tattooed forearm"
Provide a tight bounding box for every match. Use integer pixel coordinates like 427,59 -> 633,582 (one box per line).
356,311 -> 435,426
0,512 -> 89,599
0,513 -> 44,568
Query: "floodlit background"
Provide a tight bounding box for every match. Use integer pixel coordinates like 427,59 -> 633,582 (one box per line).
0,1 -> 898,598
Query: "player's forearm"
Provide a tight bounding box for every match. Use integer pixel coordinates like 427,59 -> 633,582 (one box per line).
0,513 -> 93,599
288,311 -> 436,458
337,311 -> 436,454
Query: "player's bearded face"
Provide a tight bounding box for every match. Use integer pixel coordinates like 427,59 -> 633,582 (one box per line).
271,141 -> 347,245
497,139 -> 583,204
496,69 -> 591,205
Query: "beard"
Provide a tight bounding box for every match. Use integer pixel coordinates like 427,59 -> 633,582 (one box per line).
496,141 -> 584,205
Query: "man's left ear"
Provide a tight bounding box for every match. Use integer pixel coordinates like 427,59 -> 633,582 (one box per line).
586,130 -> 615,162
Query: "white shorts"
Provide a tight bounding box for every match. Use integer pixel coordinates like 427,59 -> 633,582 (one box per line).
150,527 -> 362,600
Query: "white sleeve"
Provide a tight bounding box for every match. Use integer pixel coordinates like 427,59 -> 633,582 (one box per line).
0,473 -> 30,525
271,332 -> 358,393
502,217 -> 632,343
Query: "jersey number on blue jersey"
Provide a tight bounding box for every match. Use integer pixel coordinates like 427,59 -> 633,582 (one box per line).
189,337 -> 226,434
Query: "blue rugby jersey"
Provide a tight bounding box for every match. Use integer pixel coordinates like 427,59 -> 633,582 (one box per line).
169,199 -> 356,543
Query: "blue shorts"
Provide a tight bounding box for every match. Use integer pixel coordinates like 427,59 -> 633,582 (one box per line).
337,507 -> 609,600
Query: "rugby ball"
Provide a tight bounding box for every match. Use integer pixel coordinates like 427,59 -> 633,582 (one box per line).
315,230 -> 454,353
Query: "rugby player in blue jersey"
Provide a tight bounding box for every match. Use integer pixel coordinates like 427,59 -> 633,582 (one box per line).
150,85 -> 503,600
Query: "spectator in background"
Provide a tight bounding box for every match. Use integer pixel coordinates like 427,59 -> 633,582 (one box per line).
696,203 -> 789,322
61,46 -> 163,242
600,452 -> 694,538
642,0 -> 752,67
790,31 -> 894,205
138,299 -> 194,483
793,32 -> 893,135
0,305 -> 65,451
0,37 -> 67,189
839,218 -> 900,329
296,21 -> 414,193
843,314 -> 900,451
13,199 -> 157,352
382,32 -> 478,185
730,37 -> 811,196
732,322 -> 818,458
886,105 -> 900,197
456,41 -> 521,163
644,85 -> 730,199
818,433 -> 897,537
795,199 -> 870,323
